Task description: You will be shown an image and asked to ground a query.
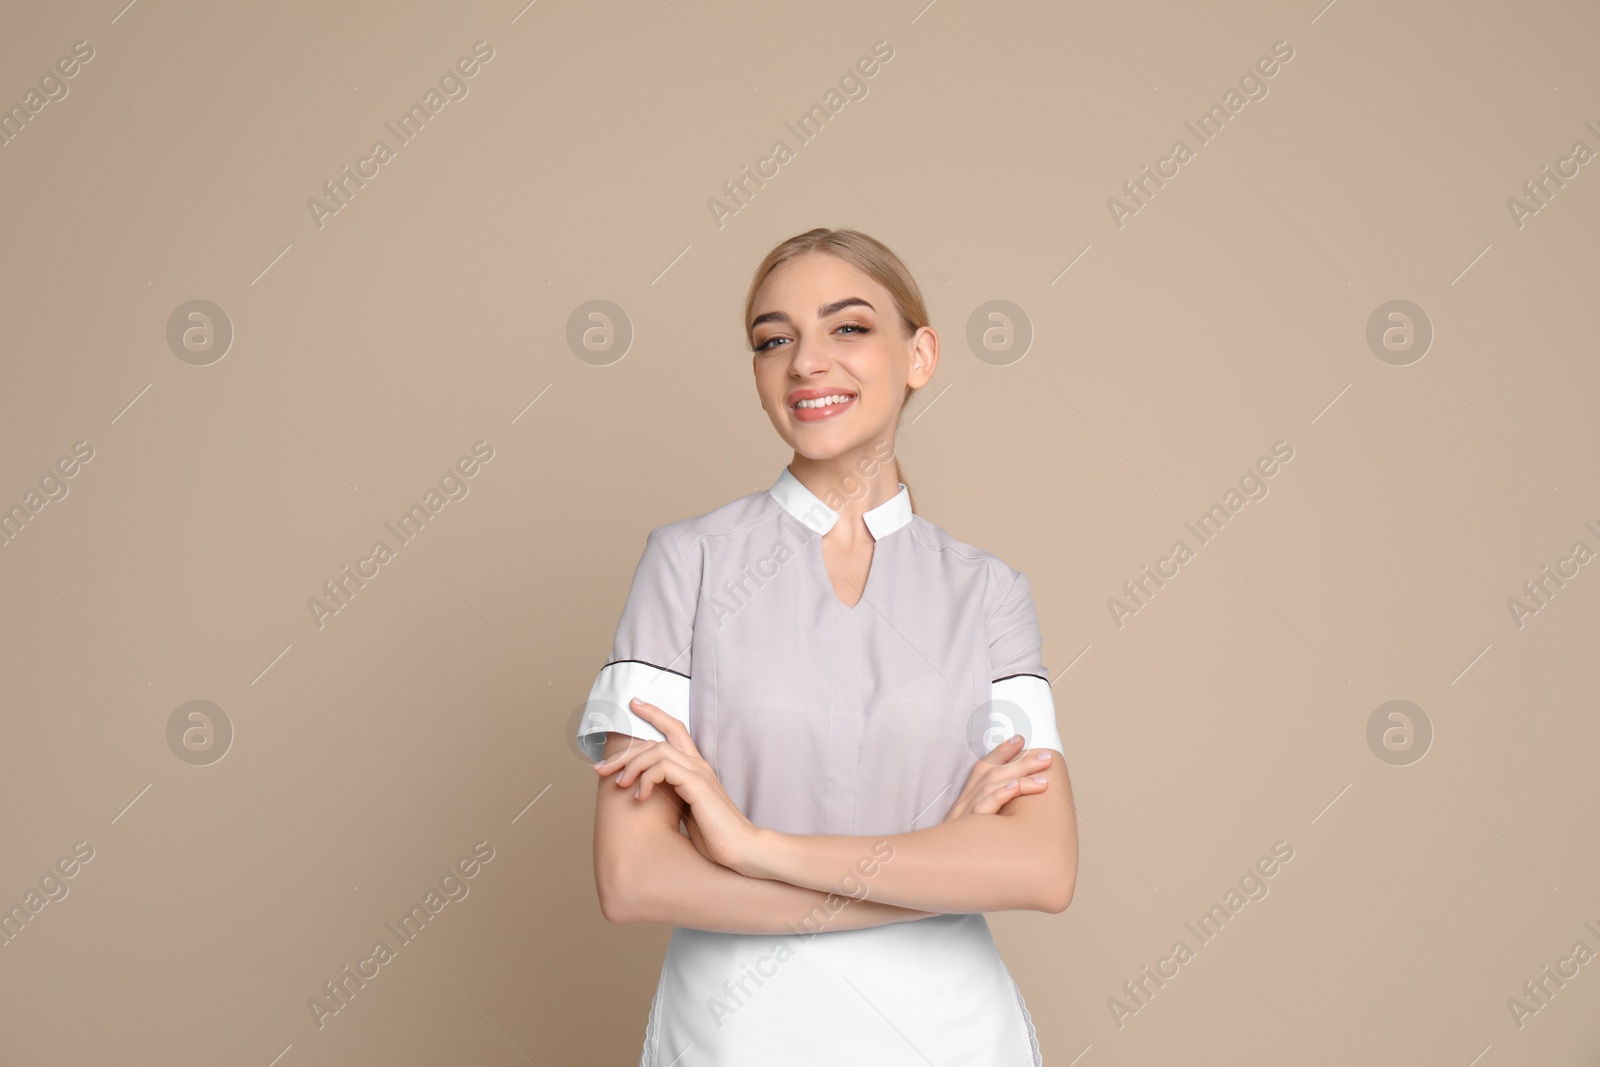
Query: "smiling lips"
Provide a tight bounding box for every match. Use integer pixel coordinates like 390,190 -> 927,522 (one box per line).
789,389 -> 857,422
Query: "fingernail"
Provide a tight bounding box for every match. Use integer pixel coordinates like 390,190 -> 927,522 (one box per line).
1006,780 -> 1018,788
1010,734 -> 1022,744
633,784 -> 641,798
630,697 -> 642,706
1035,752 -> 1051,762
1031,775 -> 1047,784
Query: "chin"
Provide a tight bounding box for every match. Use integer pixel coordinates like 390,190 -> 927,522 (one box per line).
789,434 -> 872,462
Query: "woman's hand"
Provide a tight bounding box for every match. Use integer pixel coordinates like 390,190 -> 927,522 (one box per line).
594,698 -> 760,873
942,735 -> 1056,823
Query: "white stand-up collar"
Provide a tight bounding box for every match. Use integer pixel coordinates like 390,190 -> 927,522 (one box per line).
768,465 -> 912,541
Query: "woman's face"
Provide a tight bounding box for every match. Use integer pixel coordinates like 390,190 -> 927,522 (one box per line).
749,252 -> 936,462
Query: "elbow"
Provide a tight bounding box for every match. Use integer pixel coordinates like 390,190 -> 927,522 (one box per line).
595,856 -> 644,925
1037,855 -> 1077,914
1040,876 -> 1075,914
598,886 -> 636,925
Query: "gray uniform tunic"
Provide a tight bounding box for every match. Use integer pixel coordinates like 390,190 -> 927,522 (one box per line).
579,464 -> 1064,1066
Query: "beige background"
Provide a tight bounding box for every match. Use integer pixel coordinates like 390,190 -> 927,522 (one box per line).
1,0 -> 1597,1064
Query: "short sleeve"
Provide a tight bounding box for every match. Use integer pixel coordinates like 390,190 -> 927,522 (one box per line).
983,565 -> 1065,757
575,525 -> 698,762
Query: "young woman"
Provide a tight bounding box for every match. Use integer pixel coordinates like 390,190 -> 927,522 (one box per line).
578,227 -> 1078,1065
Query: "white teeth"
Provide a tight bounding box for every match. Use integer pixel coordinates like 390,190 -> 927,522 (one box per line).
796,394 -> 853,408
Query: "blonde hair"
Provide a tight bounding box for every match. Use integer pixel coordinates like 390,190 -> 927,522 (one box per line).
743,227 -> 928,514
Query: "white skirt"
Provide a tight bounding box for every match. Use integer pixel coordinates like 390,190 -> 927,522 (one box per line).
636,913 -> 1043,1066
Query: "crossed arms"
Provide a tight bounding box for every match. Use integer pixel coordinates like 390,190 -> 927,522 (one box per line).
591,700 -> 1078,934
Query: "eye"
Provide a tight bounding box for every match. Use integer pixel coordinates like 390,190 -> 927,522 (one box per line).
836,323 -> 869,336
753,335 -> 789,352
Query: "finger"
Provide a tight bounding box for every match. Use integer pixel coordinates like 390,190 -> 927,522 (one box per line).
628,699 -> 696,752
593,736 -> 654,775
968,747 -> 1042,791
609,743 -> 682,789
623,747 -> 699,804
634,757 -> 688,802
976,734 -> 1026,766
980,744 -> 1053,776
970,778 -> 1020,816
635,763 -> 662,801
975,774 -> 1049,814
995,743 -> 1053,770
960,739 -> 1023,795
595,743 -> 646,779
990,774 -> 1051,812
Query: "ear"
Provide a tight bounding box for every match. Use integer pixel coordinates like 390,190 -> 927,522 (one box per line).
908,326 -> 939,388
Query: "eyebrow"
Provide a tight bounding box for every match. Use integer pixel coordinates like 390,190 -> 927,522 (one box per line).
750,296 -> 876,330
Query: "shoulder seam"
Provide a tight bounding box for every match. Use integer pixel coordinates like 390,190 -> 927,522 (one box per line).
905,516 -> 997,564
655,494 -> 782,555
647,523 -> 694,579
989,565 -> 1022,624
903,519 -> 1018,623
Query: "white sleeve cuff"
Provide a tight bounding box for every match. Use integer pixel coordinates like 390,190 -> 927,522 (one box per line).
984,674 -> 1064,756
576,660 -> 692,762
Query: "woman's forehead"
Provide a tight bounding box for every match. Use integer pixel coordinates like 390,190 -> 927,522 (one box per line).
752,258 -> 887,321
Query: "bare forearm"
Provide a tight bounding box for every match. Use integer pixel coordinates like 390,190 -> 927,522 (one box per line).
746,814 -> 1073,914
605,826 -> 937,933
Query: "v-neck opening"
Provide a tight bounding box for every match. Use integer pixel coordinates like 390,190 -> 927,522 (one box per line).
819,529 -> 879,613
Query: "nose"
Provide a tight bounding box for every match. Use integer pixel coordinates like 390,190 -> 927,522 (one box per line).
787,332 -> 832,378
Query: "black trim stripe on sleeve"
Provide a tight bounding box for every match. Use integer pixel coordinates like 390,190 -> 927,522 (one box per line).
991,672 -> 1048,684
601,659 -> 691,681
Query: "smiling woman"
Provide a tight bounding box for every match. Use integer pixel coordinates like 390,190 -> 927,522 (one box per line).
581,228 -> 1077,1066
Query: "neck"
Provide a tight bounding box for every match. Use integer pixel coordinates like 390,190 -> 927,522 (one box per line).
787,444 -> 901,536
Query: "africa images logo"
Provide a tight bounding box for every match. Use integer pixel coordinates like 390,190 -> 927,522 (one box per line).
306,841 -> 495,1030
